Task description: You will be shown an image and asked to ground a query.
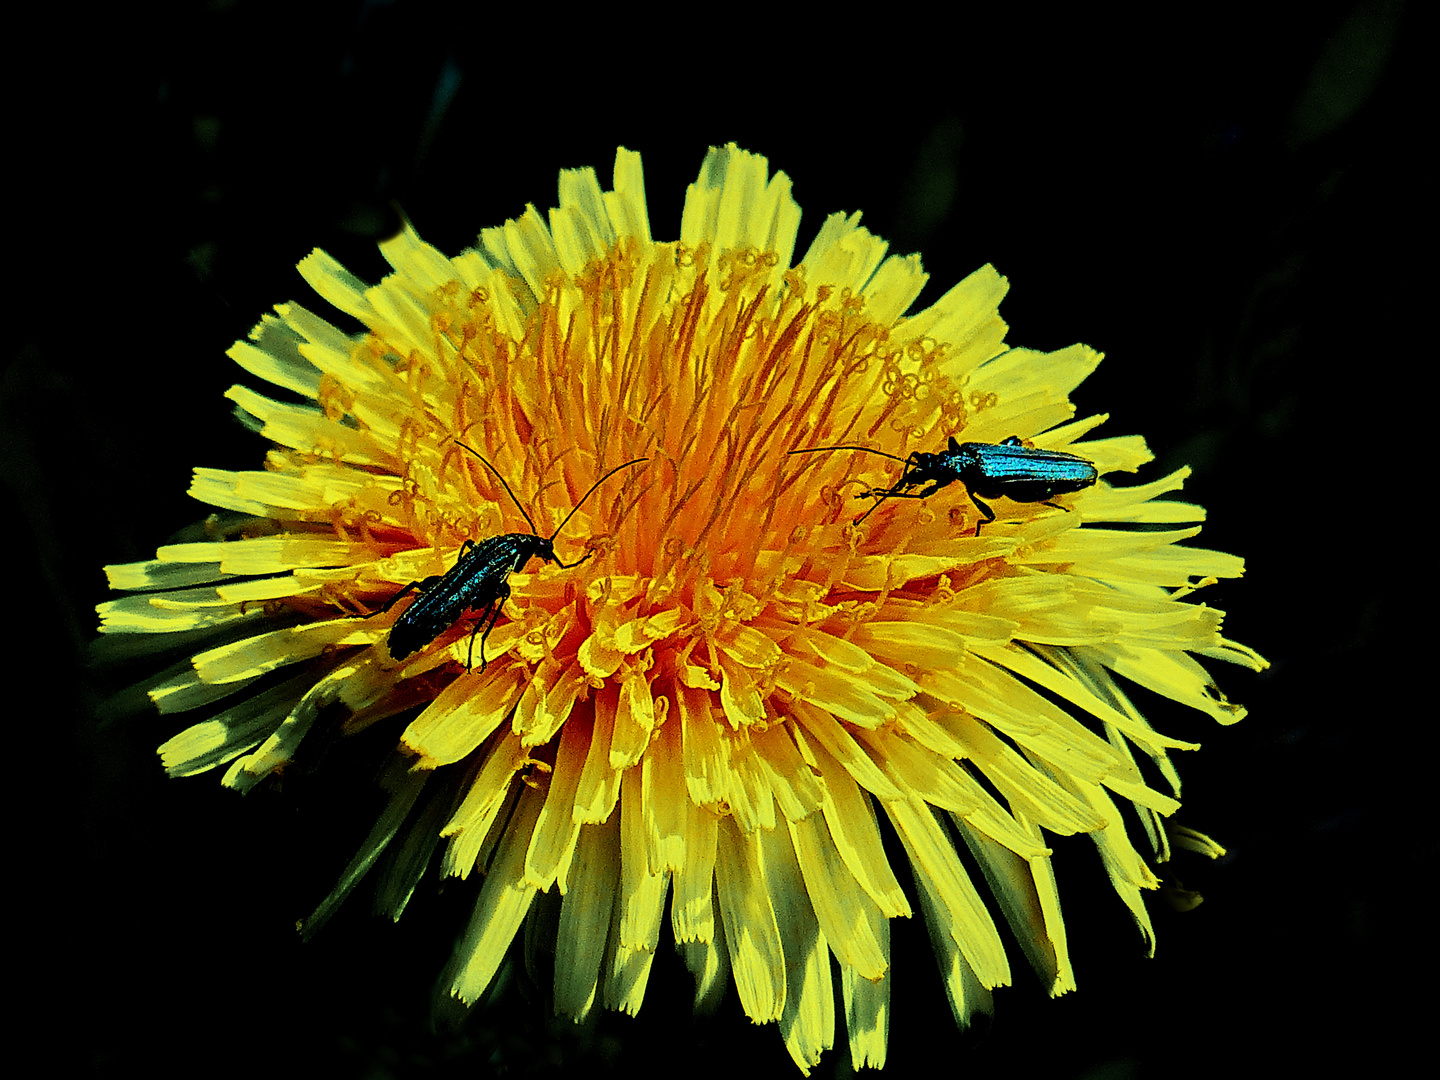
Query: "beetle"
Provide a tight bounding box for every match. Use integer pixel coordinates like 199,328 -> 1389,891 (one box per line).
789,435 -> 1098,530
381,442 -> 647,671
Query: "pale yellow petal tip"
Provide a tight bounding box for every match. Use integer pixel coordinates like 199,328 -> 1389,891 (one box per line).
1219,636 -> 1271,672
158,721 -> 227,775
1171,825 -> 1228,860
1162,882 -> 1208,912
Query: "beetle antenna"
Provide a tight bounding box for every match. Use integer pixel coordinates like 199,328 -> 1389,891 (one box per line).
788,444 -> 912,465
454,440 -> 541,536
547,457 -> 648,541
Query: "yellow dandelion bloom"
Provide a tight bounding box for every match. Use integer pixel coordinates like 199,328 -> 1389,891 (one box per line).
99,144 -> 1266,1073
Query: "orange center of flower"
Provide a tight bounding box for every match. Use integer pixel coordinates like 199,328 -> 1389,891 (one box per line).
360,237 -> 986,766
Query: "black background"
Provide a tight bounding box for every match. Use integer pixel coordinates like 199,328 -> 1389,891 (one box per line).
13,1 -> 1418,1076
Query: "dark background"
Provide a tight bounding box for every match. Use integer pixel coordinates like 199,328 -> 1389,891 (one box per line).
13,1 -> 1417,1076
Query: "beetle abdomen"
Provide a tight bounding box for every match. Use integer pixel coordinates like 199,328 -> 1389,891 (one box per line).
386,534 -> 538,660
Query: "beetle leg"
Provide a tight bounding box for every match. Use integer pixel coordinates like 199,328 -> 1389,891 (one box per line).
853,497 -> 884,525
851,451 -> 929,519
552,547 -> 596,571
896,453 -> 925,487
377,575 -> 440,614
969,495 -> 996,536
851,482 -> 947,525
469,581 -> 511,672
853,488 -> 919,524
866,467 -> 926,498
852,486 -> 930,507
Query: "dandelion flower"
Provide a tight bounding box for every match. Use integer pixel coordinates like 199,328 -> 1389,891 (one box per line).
99,144 -> 1267,1073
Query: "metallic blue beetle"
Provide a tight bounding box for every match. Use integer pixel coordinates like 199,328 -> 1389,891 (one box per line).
382,443 -> 646,671
790,434 -> 1098,529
